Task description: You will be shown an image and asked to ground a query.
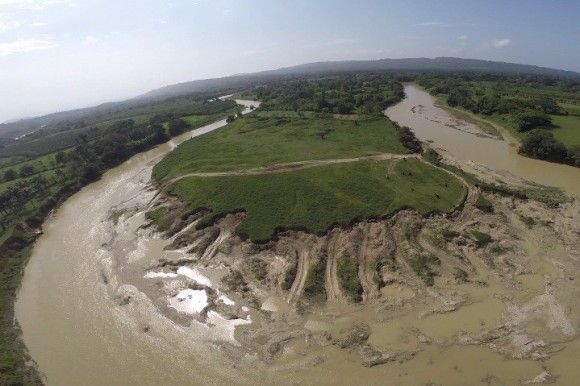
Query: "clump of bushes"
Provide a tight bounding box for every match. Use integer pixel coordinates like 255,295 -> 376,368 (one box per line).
403,221 -> 422,241
424,148 -> 442,165
409,254 -> 436,286
397,126 -> 422,153
281,260 -> 298,290
470,230 -> 492,247
518,215 -> 536,229
248,258 -> 268,281
222,270 -> 247,292
442,228 -> 460,241
303,258 -> 326,300
475,193 -> 494,213
145,206 -> 174,232
453,268 -> 469,283
337,256 -> 363,302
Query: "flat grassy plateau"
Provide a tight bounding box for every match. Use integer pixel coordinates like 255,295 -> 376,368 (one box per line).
154,112 -> 465,242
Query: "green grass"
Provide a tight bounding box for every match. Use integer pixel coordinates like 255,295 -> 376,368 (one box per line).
153,113 -> 408,181
168,159 -> 465,242
145,206 -> 175,232
303,258 -> 326,300
337,256 -> 363,302
551,113 -> 580,148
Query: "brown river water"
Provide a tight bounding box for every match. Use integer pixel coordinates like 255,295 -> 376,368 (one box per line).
15,91 -> 579,385
386,84 -> 580,197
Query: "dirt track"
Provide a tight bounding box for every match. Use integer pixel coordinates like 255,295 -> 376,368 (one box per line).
287,249 -> 309,304
164,153 -> 420,186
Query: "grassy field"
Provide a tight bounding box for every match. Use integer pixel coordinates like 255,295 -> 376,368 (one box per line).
153,113 -> 408,181
168,159 -> 465,242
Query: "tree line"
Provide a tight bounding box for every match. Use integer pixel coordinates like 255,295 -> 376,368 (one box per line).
253,74 -> 404,116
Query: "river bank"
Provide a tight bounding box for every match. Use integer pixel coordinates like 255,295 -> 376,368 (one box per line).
3,100 -> 257,385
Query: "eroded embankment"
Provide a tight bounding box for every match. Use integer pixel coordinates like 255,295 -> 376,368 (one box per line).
128,158 -> 579,384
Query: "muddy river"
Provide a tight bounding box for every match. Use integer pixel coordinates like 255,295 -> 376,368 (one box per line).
15,93 -> 579,386
386,84 -> 580,197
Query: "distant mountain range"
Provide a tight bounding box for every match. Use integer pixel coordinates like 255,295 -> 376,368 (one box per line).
142,57 -> 580,99
2,57 -> 579,139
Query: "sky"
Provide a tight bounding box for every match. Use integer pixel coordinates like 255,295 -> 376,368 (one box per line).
0,0 -> 579,122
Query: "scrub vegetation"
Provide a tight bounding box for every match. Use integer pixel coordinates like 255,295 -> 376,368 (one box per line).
337,256 -> 363,302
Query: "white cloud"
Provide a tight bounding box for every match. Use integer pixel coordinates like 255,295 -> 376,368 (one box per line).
0,19 -> 19,31
223,8 -> 232,16
0,0 -> 74,10
0,38 -> 56,55
458,35 -> 468,41
333,37 -> 359,45
493,38 -> 510,48
417,21 -> 448,27
29,21 -> 46,27
159,19 -> 168,25
83,35 -> 98,45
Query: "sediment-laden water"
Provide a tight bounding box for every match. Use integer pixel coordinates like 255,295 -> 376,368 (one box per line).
386,84 -> 580,197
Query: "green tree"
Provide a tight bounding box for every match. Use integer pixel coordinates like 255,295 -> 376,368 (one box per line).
514,110 -> 552,132
3,168 -> 17,181
519,130 -> 567,162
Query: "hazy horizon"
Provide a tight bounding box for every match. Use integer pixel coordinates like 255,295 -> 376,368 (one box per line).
1,0 -> 579,122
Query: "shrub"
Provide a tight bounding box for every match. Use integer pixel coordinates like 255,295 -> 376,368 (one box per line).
248,258 -> 268,281
282,260 -> 298,290
409,254 -> 435,286
337,256 -> 363,302
397,126 -> 422,153
442,228 -> 460,241
470,230 -> 492,247
303,258 -> 326,300
424,148 -> 441,165
222,270 -> 247,292
475,193 -> 494,213
518,215 -> 536,229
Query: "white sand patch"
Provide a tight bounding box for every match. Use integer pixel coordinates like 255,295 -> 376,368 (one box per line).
145,271 -> 178,279
176,266 -> 213,287
261,297 -> 279,312
218,294 -> 235,306
168,289 -> 208,315
206,311 -> 252,345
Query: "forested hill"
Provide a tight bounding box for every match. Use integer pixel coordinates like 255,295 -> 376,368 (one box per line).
142,57 -> 580,99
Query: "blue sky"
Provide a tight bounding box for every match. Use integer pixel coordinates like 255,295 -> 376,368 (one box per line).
0,0 -> 579,122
